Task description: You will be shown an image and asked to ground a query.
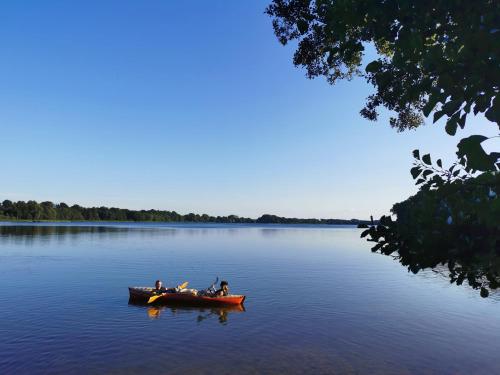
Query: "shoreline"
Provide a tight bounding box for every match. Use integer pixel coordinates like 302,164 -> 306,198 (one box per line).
0,219 -> 365,226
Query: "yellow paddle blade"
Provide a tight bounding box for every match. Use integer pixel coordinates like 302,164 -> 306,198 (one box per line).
147,294 -> 162,304
147,282 -> 188,304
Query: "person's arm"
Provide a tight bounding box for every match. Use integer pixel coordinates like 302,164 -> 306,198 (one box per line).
153,287 -> 167,295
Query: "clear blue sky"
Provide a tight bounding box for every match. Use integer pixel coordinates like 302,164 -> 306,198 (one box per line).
0,1 -> 497,219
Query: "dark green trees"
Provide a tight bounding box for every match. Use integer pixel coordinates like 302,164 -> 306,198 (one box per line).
267,0 -> 499,296
0,200 -> 370,225
266,0 -> 499,134
0,200 -> 221,222
362,163 -> 499,297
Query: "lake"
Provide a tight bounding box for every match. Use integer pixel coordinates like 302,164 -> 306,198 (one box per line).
0,222 -> 498,374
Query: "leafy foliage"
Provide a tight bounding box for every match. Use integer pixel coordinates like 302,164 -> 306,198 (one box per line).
266,0 -> 500,132
0,200 -> 253,223
456,136 -> 500,172
267,0 -> 500,297
362,147 -> 499,297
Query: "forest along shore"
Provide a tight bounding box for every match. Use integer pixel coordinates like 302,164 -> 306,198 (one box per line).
0,199 -> 372,225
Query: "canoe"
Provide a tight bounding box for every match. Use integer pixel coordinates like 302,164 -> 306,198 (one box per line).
128,287 -> 246,306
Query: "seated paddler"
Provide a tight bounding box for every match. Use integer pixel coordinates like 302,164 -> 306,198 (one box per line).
152,279 -> 175,294
214,280 -> 229,296
153,280 -> 165,294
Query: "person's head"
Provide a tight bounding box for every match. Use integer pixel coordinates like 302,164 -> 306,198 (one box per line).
220,280 -> 228,290
155,280 -> 162,289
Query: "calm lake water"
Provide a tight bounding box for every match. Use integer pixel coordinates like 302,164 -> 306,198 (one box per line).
0,222 -> 499,375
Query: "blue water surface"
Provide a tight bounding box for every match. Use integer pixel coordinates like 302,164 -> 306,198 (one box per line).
0,222 -> 498,374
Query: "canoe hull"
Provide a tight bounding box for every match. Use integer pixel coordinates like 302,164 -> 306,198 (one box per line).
128,287 -> 245,306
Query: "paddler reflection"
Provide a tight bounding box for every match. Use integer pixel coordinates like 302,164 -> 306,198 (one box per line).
145,304 -> 245,324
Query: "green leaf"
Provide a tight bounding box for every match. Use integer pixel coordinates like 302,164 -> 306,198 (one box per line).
297,19 -> 309,34
484,96 -> 499,124
445,116 -> 458,135
422,170 -> 433,179
491,152 -> 500,164
412,149 -> 420,159
474,94 -> 490,114
433,110 -> 445,123
416,178 -> 426,185
480,288 -> 489,298
422,94 -> 440,117
463,101 -> 472,114
365,60 -> 382,74
485,107 -> 498,123
456,135 -> 497,172
437,159 -> 443,168
422,154 -> 432,165
457,114 -> 466,129
441,99 -> 462,116
410,166 -> 421,179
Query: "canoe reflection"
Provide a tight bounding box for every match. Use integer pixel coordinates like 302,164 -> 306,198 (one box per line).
128,301 -> 245,324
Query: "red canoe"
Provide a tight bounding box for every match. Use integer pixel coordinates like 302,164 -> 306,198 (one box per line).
128,287 -> 246,306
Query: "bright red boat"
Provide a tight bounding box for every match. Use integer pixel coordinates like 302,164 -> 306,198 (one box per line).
128,287 -> 246,306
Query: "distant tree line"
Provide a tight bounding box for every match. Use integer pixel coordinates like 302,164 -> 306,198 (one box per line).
0,199 -> 370,225
255,214 -> 367,225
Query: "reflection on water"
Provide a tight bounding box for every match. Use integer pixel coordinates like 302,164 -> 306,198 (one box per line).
1,223 -> 500,375
0,224 -> 123,236
0,223 -> 178,246
128,302 -> 245,324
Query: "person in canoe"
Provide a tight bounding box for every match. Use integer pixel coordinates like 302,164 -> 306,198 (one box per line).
152,280 -> 167,294
152,280 -> 189,295
213,280 -> 229,297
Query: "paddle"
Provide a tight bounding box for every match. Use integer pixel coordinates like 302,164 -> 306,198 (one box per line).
203,276 -> 218,296
147,281 -> 189,304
